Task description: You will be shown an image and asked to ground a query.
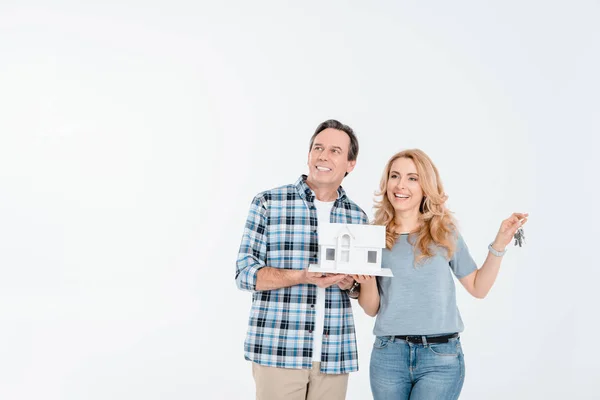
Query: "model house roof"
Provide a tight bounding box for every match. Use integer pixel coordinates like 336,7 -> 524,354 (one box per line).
318,223 -> 385,248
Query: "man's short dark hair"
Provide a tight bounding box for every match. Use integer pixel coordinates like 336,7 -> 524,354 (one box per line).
309,119 -> 359,162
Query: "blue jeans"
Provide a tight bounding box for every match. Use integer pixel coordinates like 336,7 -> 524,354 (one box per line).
370,335 -> 465,400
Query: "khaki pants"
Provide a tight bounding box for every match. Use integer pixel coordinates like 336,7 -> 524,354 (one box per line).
251,362 -> 349,400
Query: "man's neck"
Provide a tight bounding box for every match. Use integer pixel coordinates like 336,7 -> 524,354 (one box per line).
394,210 -> 420,233
305,178 -> 339,202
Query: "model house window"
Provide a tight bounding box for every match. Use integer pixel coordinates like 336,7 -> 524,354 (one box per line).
367,251 -> 377,263
326,248 -> 335,261
341,235 -> 350,247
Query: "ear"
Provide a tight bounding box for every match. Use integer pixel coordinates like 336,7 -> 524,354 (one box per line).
346,159 -> 357,174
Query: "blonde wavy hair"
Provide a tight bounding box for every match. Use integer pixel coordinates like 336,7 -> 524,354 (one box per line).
373,149 -> 457,264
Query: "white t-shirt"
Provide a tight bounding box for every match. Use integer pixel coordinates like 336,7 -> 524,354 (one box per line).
312,199 -> 334,362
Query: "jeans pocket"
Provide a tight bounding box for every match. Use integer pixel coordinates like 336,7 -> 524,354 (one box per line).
373,336 -> 390,349
428,340 -> 460,356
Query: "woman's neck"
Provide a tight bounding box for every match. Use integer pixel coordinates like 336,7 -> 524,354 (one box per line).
393,210 -> 420,233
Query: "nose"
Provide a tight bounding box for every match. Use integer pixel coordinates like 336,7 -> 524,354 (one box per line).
317,149 -> 328,161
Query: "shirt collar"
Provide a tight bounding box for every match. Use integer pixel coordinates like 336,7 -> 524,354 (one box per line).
294,175 -> 347,202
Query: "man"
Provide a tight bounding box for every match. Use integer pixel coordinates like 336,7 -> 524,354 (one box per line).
235,119 -> 368,400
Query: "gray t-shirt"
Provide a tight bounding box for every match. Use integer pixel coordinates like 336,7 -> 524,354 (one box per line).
373,232 -> 477,336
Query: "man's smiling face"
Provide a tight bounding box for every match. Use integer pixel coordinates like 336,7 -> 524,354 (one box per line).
306,128 -> 356,189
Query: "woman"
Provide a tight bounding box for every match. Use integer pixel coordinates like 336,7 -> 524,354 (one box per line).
354,149 -> 527,400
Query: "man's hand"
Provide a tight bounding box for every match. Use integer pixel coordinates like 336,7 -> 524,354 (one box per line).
337,275 -> 355,291
304,269 -> 348,288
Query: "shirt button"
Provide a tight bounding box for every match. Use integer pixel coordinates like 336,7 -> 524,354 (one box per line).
310,304 -> 314,308
308,330 -> 313,333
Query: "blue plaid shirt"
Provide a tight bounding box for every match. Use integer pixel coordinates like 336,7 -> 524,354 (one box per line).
236,175 -> 369,374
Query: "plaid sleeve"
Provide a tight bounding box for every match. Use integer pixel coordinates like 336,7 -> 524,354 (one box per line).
361,211 -> 369,225
235,195 -> 268,292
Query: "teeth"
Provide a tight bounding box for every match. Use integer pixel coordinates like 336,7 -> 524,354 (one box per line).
316,166 -> 331,171
395,194 -> 409,198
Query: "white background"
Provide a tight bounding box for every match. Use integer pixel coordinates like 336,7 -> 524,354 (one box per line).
1,1 -> 598,399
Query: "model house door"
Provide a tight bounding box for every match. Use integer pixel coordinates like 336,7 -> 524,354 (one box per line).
340,234 -> 350,263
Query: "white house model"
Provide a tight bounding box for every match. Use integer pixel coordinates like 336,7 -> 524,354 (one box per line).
308,223 -> 393,277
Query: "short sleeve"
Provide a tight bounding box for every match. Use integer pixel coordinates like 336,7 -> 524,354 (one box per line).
449,233 -> 478,278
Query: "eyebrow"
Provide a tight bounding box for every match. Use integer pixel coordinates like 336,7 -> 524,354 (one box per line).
390,170 -> 419,176
314,143 -> 344,152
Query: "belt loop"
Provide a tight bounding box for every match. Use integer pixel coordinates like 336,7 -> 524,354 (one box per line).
422,335 -> 427,346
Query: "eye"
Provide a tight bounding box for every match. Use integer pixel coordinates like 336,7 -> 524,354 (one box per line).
390,174 -> 398,179
409,177 -> 418,181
